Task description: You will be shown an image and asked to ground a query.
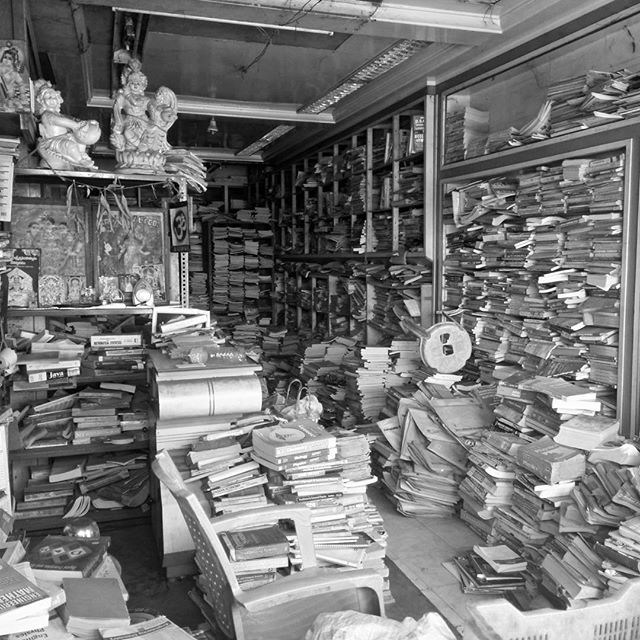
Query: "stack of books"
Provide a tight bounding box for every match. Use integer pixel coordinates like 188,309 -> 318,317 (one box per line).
81,333 -> 146,378
186,430 -> 269,515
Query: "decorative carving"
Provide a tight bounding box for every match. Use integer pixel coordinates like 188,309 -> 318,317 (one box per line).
33,79 -> 101,171
110,59 -> 178,173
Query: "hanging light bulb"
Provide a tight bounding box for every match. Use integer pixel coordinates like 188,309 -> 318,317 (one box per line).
208,117 -> 218,134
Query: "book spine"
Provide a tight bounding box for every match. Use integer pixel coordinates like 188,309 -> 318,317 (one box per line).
27,367 -> 80,383
90,334 -> 143,348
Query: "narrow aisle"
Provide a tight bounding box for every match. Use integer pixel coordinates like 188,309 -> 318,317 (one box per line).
369,486 -> 483,635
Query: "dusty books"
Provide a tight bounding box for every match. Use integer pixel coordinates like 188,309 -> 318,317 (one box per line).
252,419 -> 337,459
220,524 -> 290,561
473,544 -> 527,574
553,414 -> 620,450
60,577 -> 130,639
100,615 -> 197,640
515,436 -> 586,484
0,559 -> 51,627
26,535 -> 109,583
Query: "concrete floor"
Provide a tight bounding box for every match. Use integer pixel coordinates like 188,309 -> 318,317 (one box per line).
107,488 -> 480,638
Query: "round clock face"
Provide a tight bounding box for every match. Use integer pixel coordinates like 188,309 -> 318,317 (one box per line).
133,280 -> 153,305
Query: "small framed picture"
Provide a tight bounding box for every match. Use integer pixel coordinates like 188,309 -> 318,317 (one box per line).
167,200 -> 190,252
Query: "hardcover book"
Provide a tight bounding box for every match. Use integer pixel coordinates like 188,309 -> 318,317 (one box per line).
252,419 -> 336,458
0,559 -> 51,623
219,524 -> 290,561
26,535 -> 109,582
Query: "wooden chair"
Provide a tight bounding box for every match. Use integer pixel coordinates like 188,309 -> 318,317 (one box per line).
152,449 -> 385,640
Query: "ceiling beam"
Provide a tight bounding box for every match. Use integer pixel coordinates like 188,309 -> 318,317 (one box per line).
68,0 -> 93,105
79,0 -> 503,40
87,89 -> 336,123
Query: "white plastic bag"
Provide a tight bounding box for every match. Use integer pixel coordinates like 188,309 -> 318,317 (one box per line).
304,610 -> 457,640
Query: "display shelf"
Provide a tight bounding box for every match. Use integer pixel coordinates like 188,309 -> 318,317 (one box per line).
14,506 -> 149,534
437,127 -> 640,436
14,167 -> 175,184
7,306 -> 155,317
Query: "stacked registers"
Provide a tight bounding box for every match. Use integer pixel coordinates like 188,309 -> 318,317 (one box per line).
391,384 -> 491,517
183,416 -> 282,516
0,531 -> 129,637
12,450 -> 149,521
81,332 -> 147,378
70,383 -> 150,446
343,345 -> 389,422
12,331 -> 85,393
252,419 -> 391,600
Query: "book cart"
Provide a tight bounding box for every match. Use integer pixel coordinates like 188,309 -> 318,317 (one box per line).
5,167 -> 190,533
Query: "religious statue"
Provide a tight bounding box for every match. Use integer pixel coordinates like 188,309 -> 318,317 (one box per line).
110,59 -> 178,172
33,79 -> 101,171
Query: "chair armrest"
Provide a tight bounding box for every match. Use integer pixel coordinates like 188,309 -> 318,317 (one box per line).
235,567 -> 384,613
210,504 -> 316,568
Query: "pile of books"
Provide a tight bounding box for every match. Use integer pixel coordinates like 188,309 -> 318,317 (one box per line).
81,333 -> 146,378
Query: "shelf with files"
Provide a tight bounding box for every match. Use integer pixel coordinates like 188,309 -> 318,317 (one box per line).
202,215 -> 274,324
5,306 -> 154,530
436,120 -> 640,437
439,7 -> 640,167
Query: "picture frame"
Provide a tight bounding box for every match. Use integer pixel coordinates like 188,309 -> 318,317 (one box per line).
9,199 -> 90,306
166,200 -> 191,252
0,39 -> 32,113
94,207 -> 168,303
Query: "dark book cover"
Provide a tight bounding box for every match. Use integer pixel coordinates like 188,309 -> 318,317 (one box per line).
5,248 -> 39,308
26,535 -> 109,579
220,524 -> 290,561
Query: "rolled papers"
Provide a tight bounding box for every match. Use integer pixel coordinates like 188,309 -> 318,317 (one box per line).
155,374 -> 262,420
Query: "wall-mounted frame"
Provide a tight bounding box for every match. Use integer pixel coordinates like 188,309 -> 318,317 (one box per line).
166,199 -> 190,253
94,207 -> 170,304
9,198 -> 90,306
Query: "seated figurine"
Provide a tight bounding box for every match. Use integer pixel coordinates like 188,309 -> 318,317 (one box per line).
33,79 -> 101,171
110,59 -> 178,172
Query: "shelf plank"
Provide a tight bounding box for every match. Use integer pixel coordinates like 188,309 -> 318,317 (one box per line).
10,440 -> 149,460
7,306 -> 155,317
15,167 -> 174,184
13,506 -> 149,533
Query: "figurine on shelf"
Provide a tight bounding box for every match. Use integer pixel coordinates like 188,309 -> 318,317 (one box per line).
33,79 -> 101,171
110,58 -> 178,172
0,41 -> 30,112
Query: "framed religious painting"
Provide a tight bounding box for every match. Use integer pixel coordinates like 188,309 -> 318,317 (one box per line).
166,199 -> 190,253
94,207 -> 168,304
9,199 -> 91,307
0,40 -> 31,113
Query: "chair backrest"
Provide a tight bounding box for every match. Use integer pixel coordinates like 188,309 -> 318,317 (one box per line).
152,449 -> 241,638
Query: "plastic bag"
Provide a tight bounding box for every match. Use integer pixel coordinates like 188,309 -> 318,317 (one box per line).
304,610 -> 456,640
279,379 -> 323,422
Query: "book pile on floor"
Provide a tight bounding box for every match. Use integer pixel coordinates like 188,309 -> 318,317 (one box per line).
343,345 -> 389,421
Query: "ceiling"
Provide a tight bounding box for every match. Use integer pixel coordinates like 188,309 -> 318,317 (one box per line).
15,0 -> 633,164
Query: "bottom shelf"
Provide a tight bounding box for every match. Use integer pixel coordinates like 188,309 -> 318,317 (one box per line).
13,506 -> 150,534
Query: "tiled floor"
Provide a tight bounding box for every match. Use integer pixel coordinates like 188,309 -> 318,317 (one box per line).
369,486 -> 484,636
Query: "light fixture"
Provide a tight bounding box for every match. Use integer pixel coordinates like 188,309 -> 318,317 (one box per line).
237,39 -> 427,154
208,117 -> 218,134
112,7 -> 335,35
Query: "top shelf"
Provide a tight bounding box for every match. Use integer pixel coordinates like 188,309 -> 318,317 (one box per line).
7,305 -> 156,317
14,167 -> 175,185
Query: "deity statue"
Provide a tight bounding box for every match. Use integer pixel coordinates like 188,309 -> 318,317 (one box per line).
33,79 -> 101,171
110,59 -> 178,172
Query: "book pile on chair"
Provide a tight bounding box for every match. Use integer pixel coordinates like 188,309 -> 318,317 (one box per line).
252,420 -> 390,595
